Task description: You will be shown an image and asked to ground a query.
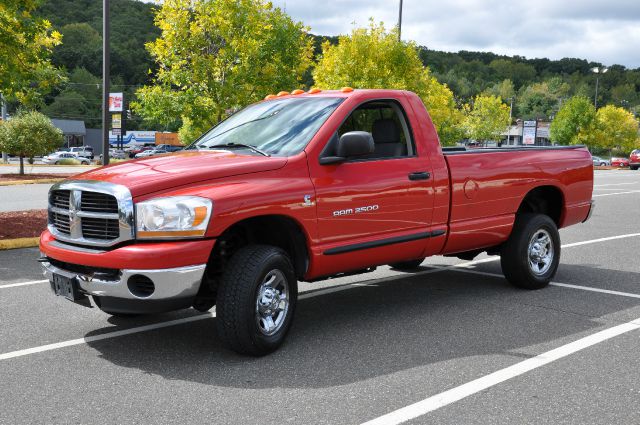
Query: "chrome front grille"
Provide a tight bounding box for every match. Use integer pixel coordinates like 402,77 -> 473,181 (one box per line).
47,181 -> 134,247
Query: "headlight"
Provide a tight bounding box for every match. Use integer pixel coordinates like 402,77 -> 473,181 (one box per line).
136,196 -> 212,239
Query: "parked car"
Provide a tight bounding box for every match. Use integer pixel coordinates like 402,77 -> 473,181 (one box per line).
98,149 -> 127,162
611,157 -> 629,168
629,149 -> 640,170
42,152 -> 90,165
128,145 -> 155,158
155,144 -> 184,153
69,146 -> 94,160
134,149 -> 167,158
592,156 -> 610,167
40,88 -> 595,356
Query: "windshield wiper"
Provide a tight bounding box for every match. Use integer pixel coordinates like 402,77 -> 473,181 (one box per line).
206,142 -> 271,157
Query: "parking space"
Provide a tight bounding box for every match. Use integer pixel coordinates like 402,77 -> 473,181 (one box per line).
0,170 -> 639,424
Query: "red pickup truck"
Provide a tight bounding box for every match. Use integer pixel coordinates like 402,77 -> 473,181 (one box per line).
40,89 -> 594,355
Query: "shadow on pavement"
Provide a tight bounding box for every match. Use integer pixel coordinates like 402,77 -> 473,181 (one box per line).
85,264 -> 640,389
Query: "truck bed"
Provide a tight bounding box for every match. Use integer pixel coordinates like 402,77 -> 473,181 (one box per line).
439,145 -> 593,255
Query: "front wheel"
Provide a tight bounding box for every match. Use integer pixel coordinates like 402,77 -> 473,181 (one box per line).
216,245 -> 297,356
500,213 -> 560,290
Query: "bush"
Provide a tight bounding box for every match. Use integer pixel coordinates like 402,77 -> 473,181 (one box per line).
56,158 -> 81,165
95,158 -> 128,165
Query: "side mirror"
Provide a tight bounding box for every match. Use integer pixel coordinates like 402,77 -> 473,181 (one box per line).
319,131 -> 374,165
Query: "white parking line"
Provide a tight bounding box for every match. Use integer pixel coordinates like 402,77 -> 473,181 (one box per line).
360,318 -> 640,425
1,233 -> 638,361
593,190 -> 640,197
0,313 -> 214,361
594,183 -> 636,187
0,279 -> 48,289
430,266 -> 640,300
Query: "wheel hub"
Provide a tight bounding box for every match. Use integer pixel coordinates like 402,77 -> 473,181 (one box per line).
255,269 -> 289,336
527,229 -> 554,276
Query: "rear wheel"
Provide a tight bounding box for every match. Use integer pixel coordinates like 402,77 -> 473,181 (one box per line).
631,165 -> 639,171
216,245 -> 297,356
389,258 -> 425,271
500,213 -> 560,290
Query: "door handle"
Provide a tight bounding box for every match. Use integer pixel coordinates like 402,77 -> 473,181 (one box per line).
408,171 -> 430,181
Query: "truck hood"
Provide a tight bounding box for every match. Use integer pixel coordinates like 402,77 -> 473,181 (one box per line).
72,150 -> 288,196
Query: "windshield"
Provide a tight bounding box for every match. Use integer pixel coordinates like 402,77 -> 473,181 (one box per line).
194,97 -> 343,156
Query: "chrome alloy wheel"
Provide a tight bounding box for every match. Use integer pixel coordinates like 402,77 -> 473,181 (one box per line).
527,229 -> 554,276
255,269 -> 289,336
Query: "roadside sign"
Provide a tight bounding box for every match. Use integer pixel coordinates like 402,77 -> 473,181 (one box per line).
522,120 -> 537,145
112,113 -> 122,129
112,128 -> 122,136
109,93 -> 124,112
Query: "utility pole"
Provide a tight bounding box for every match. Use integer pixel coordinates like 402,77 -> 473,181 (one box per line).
398,0 -> 403,41
1,93 -> 7,163
102,0 -> 110,166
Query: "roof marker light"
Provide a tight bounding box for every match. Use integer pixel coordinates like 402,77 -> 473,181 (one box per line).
276,91 -> 290,97
340,87 -> 354,93
307,88 -> 322,94
264,94 -> 277,100
291,89 -> 305,95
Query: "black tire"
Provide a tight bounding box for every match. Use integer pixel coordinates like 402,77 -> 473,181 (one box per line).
631,165 -> 638,171
600,162 -> 606,166
500,213 -> 560,290
389,258 -> 425,270
216,245 -> 297,356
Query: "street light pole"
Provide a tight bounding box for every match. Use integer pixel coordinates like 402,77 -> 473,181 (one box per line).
398,0 -> 403,41
591,66 -> 608,109
102,0 -> 110,166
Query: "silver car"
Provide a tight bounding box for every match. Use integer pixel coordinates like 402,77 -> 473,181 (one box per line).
592,156 -> 610,167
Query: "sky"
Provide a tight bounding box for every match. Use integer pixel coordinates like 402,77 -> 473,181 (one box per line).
270,0 -> 640,69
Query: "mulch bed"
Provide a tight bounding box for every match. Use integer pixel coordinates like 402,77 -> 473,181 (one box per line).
0,210 -> 48,239
0,173 -> 73,183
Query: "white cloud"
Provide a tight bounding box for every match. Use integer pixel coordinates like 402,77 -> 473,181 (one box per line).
272,0 -> 640,68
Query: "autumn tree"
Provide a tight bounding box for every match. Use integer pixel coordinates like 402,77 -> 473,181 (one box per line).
549,96 -> 596,145
0,0 -> 64,105
462,95 -> 511,143
0,111 -> 63,174
313,20 -> 464,146
134,0 -> 314,142
591,105 -> 639,155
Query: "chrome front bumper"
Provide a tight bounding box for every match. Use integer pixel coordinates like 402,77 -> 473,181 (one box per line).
41,260 -> 206,301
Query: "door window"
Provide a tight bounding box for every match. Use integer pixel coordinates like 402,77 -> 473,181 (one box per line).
337,100 -> 415,159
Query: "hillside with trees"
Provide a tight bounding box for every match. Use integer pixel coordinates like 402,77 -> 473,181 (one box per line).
15,0 -> 639,144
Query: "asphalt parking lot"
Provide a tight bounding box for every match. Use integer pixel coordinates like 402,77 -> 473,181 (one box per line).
1,170 -> 639,424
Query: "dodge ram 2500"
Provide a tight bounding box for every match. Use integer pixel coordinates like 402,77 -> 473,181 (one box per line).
40,89 -> 594,356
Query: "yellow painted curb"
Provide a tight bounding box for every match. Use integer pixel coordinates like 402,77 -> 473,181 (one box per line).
0,237 -> 40,250
0,178 -> 65,186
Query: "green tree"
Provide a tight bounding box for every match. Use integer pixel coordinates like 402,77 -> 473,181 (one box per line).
483,79 -> 515,102
0,111 -> 63,174
517,78 -> 570,120
134,0 -> 314,142
0,0 -> 65,105
52,23 -> 102,76
489,59 -> 536,89
462,95 -> 510,143
313,20 -> 464,145
549,96 -> 596,145
591,105 -> 639,154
